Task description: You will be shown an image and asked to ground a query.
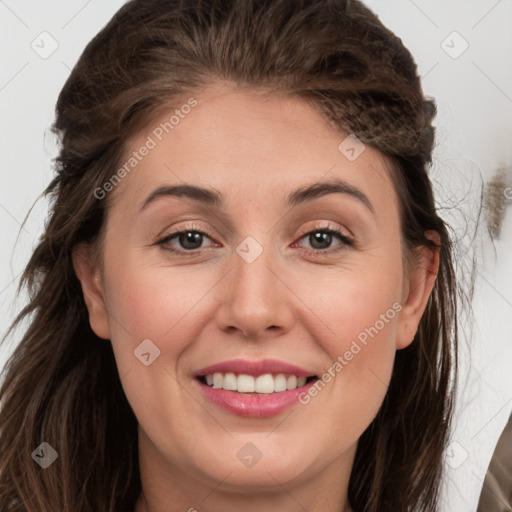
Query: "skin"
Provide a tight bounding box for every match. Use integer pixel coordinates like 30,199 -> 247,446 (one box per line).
73,83 -> 439,512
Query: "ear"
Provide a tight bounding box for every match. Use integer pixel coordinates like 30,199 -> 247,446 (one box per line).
72,244 -> 111,340
396,230 -> 440,350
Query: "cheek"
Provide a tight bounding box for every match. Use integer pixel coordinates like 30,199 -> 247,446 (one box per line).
290,254 -> 402,435
100,254 -> 214,429
294,250 -> 403,355
101,246 -> 228,377
323,276 -> 401,364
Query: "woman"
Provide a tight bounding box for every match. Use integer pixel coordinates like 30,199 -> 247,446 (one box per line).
0,1 -> 458,511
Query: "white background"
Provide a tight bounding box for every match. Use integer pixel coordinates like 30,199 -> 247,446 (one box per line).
1,1 -> 511,511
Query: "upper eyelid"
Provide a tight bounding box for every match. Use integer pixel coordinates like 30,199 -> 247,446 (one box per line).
160,221 -> 350,239
295,222 -> 352,239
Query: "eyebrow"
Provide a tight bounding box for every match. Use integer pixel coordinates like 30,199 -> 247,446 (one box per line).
139,178 -> 375,214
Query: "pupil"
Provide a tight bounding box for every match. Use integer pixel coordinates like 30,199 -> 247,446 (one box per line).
310,232 -> 331,249
180,231 -> 202,249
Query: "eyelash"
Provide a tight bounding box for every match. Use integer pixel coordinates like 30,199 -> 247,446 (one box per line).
155,222 -> 354,257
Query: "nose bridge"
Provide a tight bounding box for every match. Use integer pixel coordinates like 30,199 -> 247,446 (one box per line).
216,232 -> 289,337
233,233 -> 278,309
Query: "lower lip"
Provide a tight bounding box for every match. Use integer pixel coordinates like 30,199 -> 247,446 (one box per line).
195,378 -> 318,417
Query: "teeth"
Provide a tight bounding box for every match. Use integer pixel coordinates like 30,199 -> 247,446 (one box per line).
202,372 -> 311,393
286,375 -> 297,390
212,373 -> 223,389
255,374 -> 274,393
237,374 -> 255,392
274,374 -> 287,392
223,372 -> 237,391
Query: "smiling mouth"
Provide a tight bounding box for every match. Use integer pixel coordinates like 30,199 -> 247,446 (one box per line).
197,373 -> 318,394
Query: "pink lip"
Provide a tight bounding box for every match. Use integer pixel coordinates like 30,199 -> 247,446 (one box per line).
193,358 -> 318,418
194,378 -> 318,417
193,358 -> 315,378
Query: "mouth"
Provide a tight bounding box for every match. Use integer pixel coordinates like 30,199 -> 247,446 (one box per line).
192,358 -> 321,417
194,371 -> 320,417
196,372 -> 319,394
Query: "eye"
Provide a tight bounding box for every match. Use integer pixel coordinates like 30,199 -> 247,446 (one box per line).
293,224 -> 353,256
155,222 -> 353,256
155,223 -> 218,254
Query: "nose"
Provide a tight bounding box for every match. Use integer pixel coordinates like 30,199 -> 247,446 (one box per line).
214,237 -> 294,340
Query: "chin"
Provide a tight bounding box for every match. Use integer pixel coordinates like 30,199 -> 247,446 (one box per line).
202,459 -> 308,492
187,437 -> 320,491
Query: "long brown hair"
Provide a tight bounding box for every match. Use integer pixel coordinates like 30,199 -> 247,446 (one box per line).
0,1 -> 458,511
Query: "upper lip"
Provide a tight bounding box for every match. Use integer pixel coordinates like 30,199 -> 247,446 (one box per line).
194,358 -> 317,378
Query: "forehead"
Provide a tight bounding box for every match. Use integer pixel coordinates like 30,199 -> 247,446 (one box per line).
109,85 -> 399,221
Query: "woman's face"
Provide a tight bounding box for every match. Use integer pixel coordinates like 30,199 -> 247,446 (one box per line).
74,84 -> 436,505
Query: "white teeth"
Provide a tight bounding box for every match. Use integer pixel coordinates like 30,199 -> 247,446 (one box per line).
286,375 -> 297,390
223,372 -> 237,391
237,374 -> 255,392
212,373 -> 223,389
274,374 -> 287,392
202,372 -> 312,393
255,374 -> 274,393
